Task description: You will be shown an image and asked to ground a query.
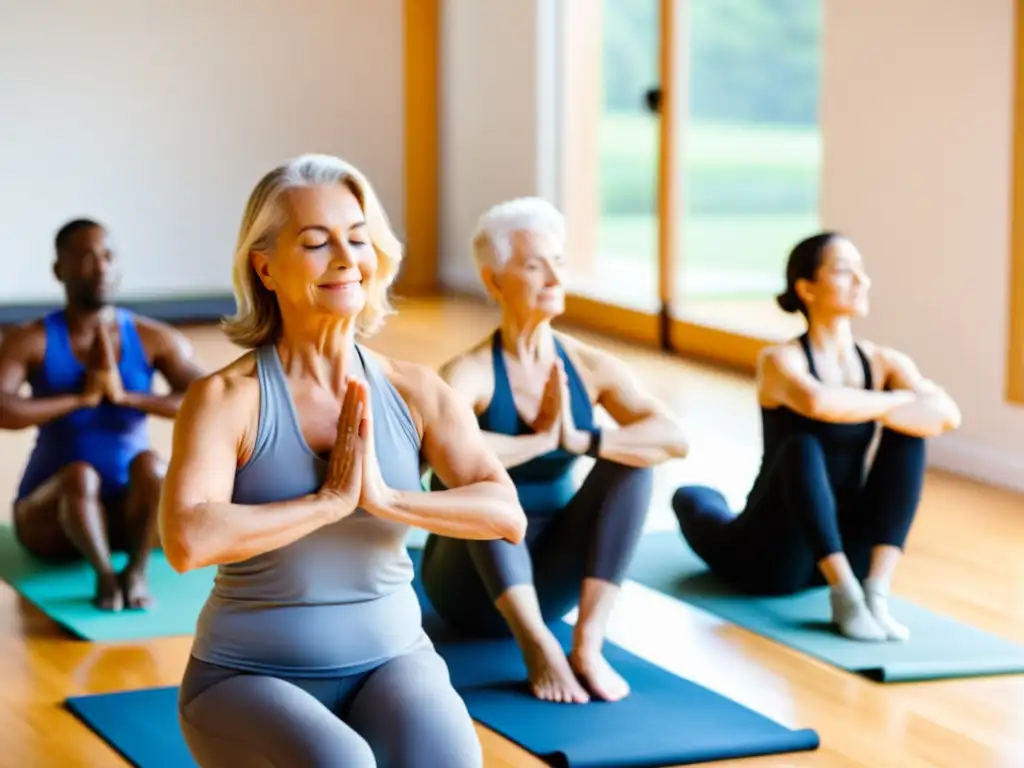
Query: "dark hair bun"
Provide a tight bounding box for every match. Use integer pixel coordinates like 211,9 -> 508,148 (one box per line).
776,290 -> 801,314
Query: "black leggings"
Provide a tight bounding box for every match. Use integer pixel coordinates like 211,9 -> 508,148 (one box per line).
421,459 -> 654,637
672,428 -> 926,595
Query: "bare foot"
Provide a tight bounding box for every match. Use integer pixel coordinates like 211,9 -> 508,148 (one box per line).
118,566 -> 153,610
521,633 -> 590,704
569,648 -> 630,702
94,572 -> 123,612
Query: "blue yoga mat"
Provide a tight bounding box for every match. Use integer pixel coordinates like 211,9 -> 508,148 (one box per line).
627,531 -> 1024,683
0,523 -> 214,641
66,687 -> 191,768
66,544 -> 819,768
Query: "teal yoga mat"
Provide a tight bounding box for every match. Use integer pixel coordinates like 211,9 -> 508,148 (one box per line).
0,523 -> 214,641
627,531 -> 1024,683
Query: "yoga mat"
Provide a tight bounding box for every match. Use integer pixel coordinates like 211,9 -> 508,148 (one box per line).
408,547 -> 818,766
627,531 -> 1024,683
66,687 -> 192,768
66,546 -> 819,768
0,523 -> 214,641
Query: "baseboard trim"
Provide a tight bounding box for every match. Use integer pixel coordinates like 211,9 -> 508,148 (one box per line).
0,295 -> 237,326
927,433 -> 1024,494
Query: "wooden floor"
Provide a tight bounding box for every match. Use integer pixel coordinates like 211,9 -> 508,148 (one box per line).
2,295 -> 1023,767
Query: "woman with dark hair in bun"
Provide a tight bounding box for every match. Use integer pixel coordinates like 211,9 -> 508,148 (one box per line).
670,232 -> 961,642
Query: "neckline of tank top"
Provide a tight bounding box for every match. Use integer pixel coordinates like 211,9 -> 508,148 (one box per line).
262,341 -> 373,465
798,333 -> 873,390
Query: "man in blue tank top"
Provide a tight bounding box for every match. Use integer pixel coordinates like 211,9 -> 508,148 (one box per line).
0,219 -> 205,611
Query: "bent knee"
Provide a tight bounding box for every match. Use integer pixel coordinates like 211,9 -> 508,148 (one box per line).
777,433 -> 826,466
593,460 -> 655,493
672,484 -> 723,511
59,462 -> 103,499
129,450 -> 165,485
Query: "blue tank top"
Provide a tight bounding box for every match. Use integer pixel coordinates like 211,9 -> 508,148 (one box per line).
747,333 -> 876,505
190,343 -> 428,678
476,330 -> 595,516
16,309 -> 153,500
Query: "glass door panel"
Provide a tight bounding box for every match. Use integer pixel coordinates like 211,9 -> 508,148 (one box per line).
670,0 -> 822,342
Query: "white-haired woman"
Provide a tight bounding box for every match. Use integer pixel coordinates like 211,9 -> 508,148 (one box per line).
421,197 -> 689,704
159,155 -> 526,768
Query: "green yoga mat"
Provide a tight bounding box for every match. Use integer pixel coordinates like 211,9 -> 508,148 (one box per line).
627,531 -> 1024,683
0,523 -> 214,642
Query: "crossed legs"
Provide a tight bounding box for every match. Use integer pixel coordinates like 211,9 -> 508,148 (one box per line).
672,429 -> 926,641
13,450 -> 164,611
422,459 -> 654,703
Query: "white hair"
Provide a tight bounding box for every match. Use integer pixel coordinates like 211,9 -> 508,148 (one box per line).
222,153 -> 402,347
471,197 -> 566,272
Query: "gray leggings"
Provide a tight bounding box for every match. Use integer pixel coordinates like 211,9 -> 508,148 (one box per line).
178,641 -> 481,768
421,459 -> 654,637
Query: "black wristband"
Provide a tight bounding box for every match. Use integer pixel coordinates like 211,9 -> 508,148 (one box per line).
585,427 -> 603,458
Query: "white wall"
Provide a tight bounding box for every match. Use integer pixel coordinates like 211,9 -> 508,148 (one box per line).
438,0 -> 559,294
820,0 -> 1024,491
440,0 -> 1024,492
0,0 -> 404,303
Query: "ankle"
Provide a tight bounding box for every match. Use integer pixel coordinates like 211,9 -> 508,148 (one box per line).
122,558 -> 149,574
508,621 -> 558,651
571,627 -> 607,658
862,577 -> 890,596
829,578 -> 865,602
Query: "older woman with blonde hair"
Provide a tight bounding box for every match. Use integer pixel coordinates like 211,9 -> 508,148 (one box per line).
421,197 -> 689,705
159,154 -> 526,768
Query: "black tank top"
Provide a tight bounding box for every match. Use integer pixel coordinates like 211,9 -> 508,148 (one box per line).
748,334 -> 877,503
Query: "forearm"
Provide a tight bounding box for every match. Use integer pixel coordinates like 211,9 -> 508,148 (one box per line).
0,393 -> 87,429
883,393 -> 961,438
481,430 -> 559,469
807,387 -> 916,423
162,493 -> 341,571
592,416 -> 689,468
122,391 -> 184,419
368,481 -> 526,543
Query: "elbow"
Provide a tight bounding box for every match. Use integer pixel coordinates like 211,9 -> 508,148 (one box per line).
501,513 -> 528,546
494,479 -> 528,544
0,407 -> 22,431
943,399 -> 962,431
160,518 -> 204,573
801,391 -> 827,421
163,538 -> 201,574
666,419 -> 690,459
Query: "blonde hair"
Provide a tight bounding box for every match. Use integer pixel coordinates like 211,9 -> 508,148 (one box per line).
471,197 -> 566,273
222,154 -> 403,348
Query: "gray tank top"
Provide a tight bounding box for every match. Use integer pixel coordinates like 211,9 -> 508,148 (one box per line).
190,343 -> 429,678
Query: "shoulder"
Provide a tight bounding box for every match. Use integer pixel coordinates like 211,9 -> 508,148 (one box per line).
556,331 -> 629,386
756,339 -> 809,389
436,339 -> 494,407
172,352 -> 262,463
179,352 -> 259,423
856,338 -> 903,368
856,339 -> 918,389
438,336 -> 492,382
128,312 -> 194,354
370,350 -> 442,406
758,339 -> 806,373
0,319 -> 47,363
369,350 -> 464,432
